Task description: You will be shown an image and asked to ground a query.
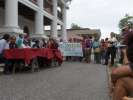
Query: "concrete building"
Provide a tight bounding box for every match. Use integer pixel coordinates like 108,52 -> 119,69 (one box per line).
46,28 -> 101,41
0,0 -> 70,41
67,28 -> 101,40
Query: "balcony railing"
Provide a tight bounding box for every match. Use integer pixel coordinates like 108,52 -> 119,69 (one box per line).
44,0 -> 53,15
29,0 -> 37,5
28,0 -> 62,20
45,8 -> 53,15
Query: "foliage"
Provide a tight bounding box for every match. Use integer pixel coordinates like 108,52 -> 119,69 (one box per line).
71,23 -> 82,29
119,14 -> 133,31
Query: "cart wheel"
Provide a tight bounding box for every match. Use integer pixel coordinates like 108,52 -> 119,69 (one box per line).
31,58 -> 39,73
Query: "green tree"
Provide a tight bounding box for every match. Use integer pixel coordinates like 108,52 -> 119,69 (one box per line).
71,23 -> 82,29
119,14 -> 133,31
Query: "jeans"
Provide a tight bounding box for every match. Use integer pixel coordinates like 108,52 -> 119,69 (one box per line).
84,48 -> 91,62
105,47 -> 116,65
94,52 -> 101,64
101,50 -> 105,64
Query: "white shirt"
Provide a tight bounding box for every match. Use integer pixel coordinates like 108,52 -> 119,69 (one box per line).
108,37 -> 117,47
39,40 -> 43,48
0,39 -> 9,54
109,37 -> 117,42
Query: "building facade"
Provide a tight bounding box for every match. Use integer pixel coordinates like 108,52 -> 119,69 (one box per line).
67,28 -> 101,40
0,0 -> 68,41
46,28 -> 101,41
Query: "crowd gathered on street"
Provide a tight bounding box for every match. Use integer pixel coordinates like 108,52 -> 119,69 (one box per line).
0,25 -> 133,100
67,31 -> 119,67
0,34 -> 60,74
65,25 -> 133,100
0,30 -> 122,71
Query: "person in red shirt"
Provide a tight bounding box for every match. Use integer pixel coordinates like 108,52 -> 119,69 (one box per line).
84,36 -> 92,63
47,38 -> 58,49
100,39 -> 106,64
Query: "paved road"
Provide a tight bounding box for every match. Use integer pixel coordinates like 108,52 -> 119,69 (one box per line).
0,62 -> 110,100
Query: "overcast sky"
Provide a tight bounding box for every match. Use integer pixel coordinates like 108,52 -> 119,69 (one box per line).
67,0 -> 133,38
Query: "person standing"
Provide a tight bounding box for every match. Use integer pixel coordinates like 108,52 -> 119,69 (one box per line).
8,36 -> 18,72
84,36 -> 92,63
0,34 -> 10,74
93,38 -> 101,64
82,37 -> 86,61
0,34 -> 10,61
100,39 -> 106,64
104,38 -> 109,64
105,32 -> 117,66
16,34 -> 24,48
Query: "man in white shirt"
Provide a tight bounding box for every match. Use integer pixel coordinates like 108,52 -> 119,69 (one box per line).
0,34 -> 10,55
0,38 -> 9,54
0,34 -> 10,74
105,32 -> 117,66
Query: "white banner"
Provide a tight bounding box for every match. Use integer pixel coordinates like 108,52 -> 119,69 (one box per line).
59,43 -> 83,57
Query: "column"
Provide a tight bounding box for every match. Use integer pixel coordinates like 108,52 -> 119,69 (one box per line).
35,0 -> 44,34
5,0 -> 18,28
51,0 -> 58,38
37,0 -> 43,9
62,4 -> 67,42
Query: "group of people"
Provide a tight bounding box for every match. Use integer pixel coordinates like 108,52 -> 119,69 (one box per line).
79,27 -> 133,99
0,25 -> 133,99
68,32 -> 118,66
82,26 -> 133,100
66,26 -> 133,99
0,34 -> 59,74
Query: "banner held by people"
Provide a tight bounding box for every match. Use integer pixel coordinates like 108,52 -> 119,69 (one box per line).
59,43 -> 83,57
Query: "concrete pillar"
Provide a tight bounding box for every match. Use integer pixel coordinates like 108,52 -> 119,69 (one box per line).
35,12 -> 44,34
35,0 -> 44,34
5,0 -> 18,28
51,0 -> 58,39
38,0 -> 43,9
62,4 -> 67,42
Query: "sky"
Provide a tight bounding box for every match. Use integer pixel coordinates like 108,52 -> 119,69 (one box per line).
67,0 -> 133,38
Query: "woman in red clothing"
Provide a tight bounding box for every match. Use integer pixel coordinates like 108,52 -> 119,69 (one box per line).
46,38 -> 62,66
47,38 -> 58,49
100,39 -> 106,64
